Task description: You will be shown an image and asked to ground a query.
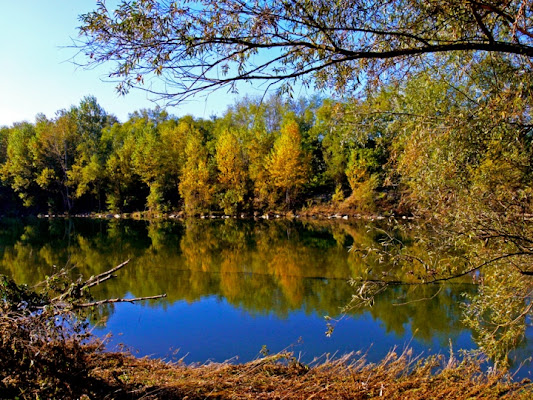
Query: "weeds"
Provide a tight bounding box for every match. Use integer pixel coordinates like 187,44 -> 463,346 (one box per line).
88,347 -> 532,399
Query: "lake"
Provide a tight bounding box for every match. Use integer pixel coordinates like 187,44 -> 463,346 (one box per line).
0,217 -> 531,377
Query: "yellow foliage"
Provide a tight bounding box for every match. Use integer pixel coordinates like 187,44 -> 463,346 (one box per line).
266,119 -> 309,206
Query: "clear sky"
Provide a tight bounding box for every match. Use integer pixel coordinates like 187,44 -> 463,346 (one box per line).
0,1 -> 266,127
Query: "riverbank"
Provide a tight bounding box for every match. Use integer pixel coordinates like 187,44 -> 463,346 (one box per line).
35,208 -> 415,222
5,341 -> 532,400
91,351 -> 533,399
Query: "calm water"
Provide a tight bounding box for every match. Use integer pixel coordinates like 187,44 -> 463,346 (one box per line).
0,218 -> 530,376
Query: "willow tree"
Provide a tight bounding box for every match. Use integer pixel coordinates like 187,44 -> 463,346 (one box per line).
78,0 -> 533,101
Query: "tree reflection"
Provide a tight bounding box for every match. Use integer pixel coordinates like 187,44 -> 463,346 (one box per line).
0,217 -> 521,361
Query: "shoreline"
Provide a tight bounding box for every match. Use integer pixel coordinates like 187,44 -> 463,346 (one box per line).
6,342 -> 532,399
34,211 -> 417,222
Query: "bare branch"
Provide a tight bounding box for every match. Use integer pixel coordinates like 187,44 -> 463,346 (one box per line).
52,259 -> 131,302
85,259 -> 130,284
74,294 -> 167,308
75,0 -> 533,103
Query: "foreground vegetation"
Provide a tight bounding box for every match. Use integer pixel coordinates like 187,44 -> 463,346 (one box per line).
2,301 -> 531,400
7,344 -> 533,399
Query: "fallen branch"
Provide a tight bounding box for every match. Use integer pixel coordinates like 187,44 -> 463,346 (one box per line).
83,259 -> 131,287
42,260 -> 167,311
52,259 -> 131,302
75,294 -> 167,308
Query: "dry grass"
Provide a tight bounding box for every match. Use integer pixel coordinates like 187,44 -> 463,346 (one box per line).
0,311 -> 104,399
74,348 -> 533,399
2,316 -> 531,400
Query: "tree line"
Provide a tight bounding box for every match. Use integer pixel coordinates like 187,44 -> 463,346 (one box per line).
0,61 -> 531,217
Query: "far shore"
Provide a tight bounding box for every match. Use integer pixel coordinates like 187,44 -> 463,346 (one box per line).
35,210 -> 417,222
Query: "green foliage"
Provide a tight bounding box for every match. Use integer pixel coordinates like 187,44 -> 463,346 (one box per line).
179,125 -> 215,215
462,264 -> 531,366
68,96 -> 112,210
313,100 -> 354,187
101,121 -> 144,212
78,0 -> 533,102
1,122 -> 40,207
345,148 -> 382,211
331,185 -> 345,204
0,79 -> 530,219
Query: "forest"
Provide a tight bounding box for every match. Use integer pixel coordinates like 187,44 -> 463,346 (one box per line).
1,58 -> 531,219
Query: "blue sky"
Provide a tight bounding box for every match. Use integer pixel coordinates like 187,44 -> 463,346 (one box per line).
0,1 -> 266,126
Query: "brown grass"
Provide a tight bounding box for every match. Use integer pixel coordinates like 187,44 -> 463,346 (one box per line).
2,327 -> 532,400
6,345 -> 522,400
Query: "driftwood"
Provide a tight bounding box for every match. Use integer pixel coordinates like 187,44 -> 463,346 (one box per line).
47,259 -> 166,310
76,294 -> 167,308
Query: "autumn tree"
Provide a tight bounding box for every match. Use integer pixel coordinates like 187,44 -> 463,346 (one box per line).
101,119 -> 148,212
215,128 -> 248,215
123,108 -> 179,212
157,118 -> 189,207
311,100 -> 351,189
0,127 -> 17,213
179,123 -> 215,215
266,118 -> 310,207
215,96 -> 281,208
68,96 -> 114,212
131,118 -> 165,211
0,98 -> 113,214
345,148 -> 381,211
32,111 -> 80,212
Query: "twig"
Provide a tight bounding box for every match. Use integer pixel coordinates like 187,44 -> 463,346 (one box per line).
82,273 -> 117,290
392,285 -> 443,306
83,259 -> 130,287
429,252 -> 531,284
74,294 -> 167,308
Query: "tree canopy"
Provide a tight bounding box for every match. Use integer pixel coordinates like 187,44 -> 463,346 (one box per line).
78,0 -> 533,102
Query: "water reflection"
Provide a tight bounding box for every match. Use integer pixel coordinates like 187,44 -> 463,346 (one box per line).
0,217 -> 529,375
